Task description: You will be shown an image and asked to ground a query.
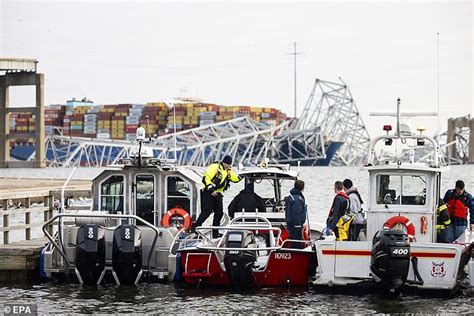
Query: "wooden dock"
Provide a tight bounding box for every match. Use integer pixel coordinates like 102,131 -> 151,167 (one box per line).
0,178 -> 91,283
0,237 -> 48,282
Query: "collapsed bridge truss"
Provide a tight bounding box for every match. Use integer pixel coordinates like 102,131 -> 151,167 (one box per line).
39,78 -> 371,167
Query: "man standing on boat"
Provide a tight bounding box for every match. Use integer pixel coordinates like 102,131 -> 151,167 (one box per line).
343,179 -> 365,241
285,180 -> 307,248
191,155 -> 242,238
326,181 -> 350,240
443,180 -> 474,242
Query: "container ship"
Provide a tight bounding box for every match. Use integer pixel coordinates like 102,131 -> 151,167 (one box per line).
9,98 -> 289,159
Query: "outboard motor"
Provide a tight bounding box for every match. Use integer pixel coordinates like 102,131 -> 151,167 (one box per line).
75,224 -> 106,286
223,231 -> 257,290
112,224 -> 142,285
370,229 -> 410,295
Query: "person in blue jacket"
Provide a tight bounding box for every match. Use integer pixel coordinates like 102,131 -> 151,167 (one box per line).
285,180 -> 307,248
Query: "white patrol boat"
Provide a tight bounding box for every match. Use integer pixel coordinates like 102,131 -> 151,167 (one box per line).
313,100 -> 474,295
41,128 -> 212,285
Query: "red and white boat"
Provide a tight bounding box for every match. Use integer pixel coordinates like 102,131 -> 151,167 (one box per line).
171,166 -> 320,289
312,101 -> 474,294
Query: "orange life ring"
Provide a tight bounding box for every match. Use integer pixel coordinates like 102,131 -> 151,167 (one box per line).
161,207 -> 192,230
383,216 -> 415,241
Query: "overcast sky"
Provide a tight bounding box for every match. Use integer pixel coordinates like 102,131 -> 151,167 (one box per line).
1,0 -> 472,137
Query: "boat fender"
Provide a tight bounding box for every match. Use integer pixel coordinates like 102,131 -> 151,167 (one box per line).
383,216 -> 416,241
161,207 -> 192,230
39,247 -> 47,279
303,223 -> 309,241
277,225 -> 289,246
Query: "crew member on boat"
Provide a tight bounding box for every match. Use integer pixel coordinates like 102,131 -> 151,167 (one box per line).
443,180 -> 474,242
284,180 -> 307,248
228,179 -> 265,219
343,179 -> 365,241
191,155 -> 242,238
326,181 -> 350,240
436,198 -> 451,243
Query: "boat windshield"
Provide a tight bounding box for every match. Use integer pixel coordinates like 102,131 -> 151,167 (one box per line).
376,174 -> 427,206
100,175 -> 124,213
253,177 -> 295,209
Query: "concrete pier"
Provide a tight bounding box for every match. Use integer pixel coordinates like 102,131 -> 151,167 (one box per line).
0,58 -> 45,168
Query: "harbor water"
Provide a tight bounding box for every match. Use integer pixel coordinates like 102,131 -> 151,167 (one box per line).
0,165 -> 473,313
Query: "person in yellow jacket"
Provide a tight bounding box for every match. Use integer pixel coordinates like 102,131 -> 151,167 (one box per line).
191,155 -> 242,237
436,199 -> 451,243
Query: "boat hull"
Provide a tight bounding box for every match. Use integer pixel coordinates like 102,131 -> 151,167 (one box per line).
179,249 -> 313,287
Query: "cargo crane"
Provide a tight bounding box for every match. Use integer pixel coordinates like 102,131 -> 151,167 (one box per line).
38,78 -> 370,167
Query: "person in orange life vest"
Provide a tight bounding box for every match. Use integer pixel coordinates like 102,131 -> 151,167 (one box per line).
443,180 -> 474,243
326,181 -> 350,239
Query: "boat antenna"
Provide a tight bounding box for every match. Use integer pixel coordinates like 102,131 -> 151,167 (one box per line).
173,102 -> 177,162
145,115 -> 151,141
396,98 -> 401,138
136,127 -> 146,168
436,32 -> 440,139
287,41 -> 303,118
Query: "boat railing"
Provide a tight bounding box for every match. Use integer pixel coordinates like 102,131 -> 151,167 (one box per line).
42,213 -> 159,271
367,134 -> 440,167
230,214 -> 274,227
192,225 -> 282,251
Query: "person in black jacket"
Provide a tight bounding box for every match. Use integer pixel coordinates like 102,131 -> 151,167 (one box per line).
228,180 -> 265,218
326,181 -> 350,239
285,180 -> 307,248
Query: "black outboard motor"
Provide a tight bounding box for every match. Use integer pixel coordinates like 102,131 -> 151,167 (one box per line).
112,224 -> 143,285
75,224 -> 106,285
370,229 -> 410,294
223,231 -> 257,290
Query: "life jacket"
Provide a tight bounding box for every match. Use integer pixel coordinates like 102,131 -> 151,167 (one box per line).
446,190 -> 469,219
202,161 -> 238,193
337,213 -> 355,241
348,190 -> 364,205
327,191 -> 350,219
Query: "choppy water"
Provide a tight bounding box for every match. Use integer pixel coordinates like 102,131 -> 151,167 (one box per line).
0,283 -> 472,314
0,165 -> 473,313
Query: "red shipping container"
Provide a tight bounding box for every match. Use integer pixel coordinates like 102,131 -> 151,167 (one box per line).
98,112 -> 113,119
140,119 -> 157,124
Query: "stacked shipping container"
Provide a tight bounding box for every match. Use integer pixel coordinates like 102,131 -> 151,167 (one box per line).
8,101 -> 287,144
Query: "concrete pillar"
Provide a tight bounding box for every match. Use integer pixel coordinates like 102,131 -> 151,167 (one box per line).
0,72 -> 45,168
447,118 -> 457,160
35,74 -> 45,167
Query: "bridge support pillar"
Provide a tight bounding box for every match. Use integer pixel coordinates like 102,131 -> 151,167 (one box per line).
0,71 -> 45,168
